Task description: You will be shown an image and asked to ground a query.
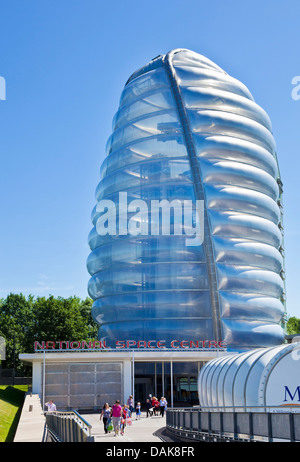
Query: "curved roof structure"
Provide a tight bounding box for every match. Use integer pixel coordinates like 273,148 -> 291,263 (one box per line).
198,342 -> 300,409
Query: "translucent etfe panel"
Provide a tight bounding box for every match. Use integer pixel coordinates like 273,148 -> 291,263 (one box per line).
194,134 -> 278,178
87,236 -> 206,276
219,292 -> 284,322
171,50 -> 225,73
222,319 -> 284,350
96,158 -> 192,201
113,89 -> 176,130
175,66 -> 254,101
188,109 -> 276,155
199,158 -> 279,200
205,184 -> 281,224
181,86 -> 271,130
208,210 -> 282,248
119,67 -> 169,108
87,262 -> 209,299
212,237 -> 283,272
100,135 -> 188,178
216,264 -> 284,297
92,182 -> 196,225
92,291 -> 212,324
106,112 -> 181,155
98,318 -> 214,348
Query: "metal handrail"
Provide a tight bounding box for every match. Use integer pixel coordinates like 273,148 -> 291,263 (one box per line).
169,405 -> 300,413
44,410 -> 93,441
72,410 -> 93,435
166,406 -> 300,442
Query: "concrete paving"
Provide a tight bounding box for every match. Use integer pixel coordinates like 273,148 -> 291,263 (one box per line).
82,411 -> 166,443
13,396 -> 167,443
14,393 -> 46,442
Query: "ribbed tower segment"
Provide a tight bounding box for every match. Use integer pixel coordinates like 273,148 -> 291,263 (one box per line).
87,49 -> 286,350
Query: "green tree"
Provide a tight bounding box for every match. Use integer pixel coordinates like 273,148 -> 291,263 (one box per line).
287,316 -> 300,335
0,293 -> 35,376
31,295 -> 97,343
0,294 -> 98,375
79,297 -> 98,339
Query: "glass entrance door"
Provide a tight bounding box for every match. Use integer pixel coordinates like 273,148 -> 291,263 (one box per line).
133,360 -> 201,408
175,377 -> 198,404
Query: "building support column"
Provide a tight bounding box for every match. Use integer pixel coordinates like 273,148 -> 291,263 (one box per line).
123,359 -> 132,405
32,361 -> 42,396
170,360 -> 173,408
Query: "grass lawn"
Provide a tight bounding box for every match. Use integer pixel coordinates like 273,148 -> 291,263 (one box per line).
0,385 -> 28,442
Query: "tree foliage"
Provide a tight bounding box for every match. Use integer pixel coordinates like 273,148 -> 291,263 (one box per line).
0,294 -> 97,375
286,316 -> 300,335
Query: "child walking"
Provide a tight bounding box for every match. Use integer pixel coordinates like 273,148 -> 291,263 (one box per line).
135,402 -> 141,420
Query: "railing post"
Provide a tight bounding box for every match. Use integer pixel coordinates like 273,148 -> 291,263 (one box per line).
219,412 -> 223,440
233,412 -> 238,440
208,412 -> 212,439
198,409 -> 201,433
249,412 -> 253,442
66,416 -> 70,442
289,413 -> 295,442
72,418 -> 76,442
267,412 -> 273,443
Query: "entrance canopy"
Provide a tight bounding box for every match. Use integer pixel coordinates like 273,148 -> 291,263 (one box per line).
20,348 -> 228,411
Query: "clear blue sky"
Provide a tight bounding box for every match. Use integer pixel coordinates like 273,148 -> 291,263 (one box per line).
0,0 -> 299,318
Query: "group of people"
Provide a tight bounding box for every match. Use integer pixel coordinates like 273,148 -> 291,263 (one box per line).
145,395 -> 168,418
100,395 -> 140,437
100,394 -> 167,436
100,401 -> 131,436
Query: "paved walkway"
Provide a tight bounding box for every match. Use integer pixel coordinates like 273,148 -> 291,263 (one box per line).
14,393 -> 46,442
14,398 -> 166,443
82,412 -> 166,442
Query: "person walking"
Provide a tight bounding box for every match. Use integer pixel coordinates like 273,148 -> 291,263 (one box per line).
127,395 -> 134,413
159,397 -> 167,417
163,397 -> 168,414
120,405 -> 128,435
100,403 -> 111,434
152,396 -> 159,416
135,402 -> 141,420
145,399 -> 152,417
111,400 -> 122,436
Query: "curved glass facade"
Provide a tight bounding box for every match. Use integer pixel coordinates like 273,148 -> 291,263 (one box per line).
87,49 -> 286,350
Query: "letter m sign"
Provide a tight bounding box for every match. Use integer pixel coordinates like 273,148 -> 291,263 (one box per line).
284,386 -> 300,402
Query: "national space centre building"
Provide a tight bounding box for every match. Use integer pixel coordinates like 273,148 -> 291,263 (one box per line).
21,49 -> 294,411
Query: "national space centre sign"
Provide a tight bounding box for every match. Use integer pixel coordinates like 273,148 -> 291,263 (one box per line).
34,339 -> 227,350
